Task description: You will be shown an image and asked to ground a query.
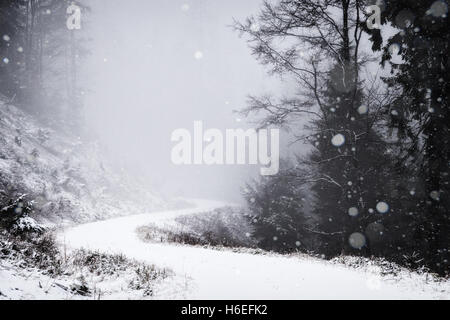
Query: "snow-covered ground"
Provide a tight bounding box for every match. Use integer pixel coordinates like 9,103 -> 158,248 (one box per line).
59,199 -> 450,300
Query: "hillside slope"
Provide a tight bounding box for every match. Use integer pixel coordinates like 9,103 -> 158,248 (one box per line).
0,97 -> 168,225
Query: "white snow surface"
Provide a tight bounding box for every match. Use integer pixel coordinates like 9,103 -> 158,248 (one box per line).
59,199 -> 450,300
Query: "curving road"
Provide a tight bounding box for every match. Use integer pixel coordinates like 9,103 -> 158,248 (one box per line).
59,199 -> 449,300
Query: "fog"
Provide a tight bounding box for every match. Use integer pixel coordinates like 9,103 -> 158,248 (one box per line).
81,0 -> 291,202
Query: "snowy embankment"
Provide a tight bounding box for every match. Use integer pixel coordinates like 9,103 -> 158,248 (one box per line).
0,98 -> 170,226
0,97 -> 181,300
60,199 -> 450,300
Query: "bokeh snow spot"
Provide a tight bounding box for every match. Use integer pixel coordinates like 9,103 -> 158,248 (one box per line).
348,207 -> 359,217
349,233 -> 366,249
430,191 -> 440,201
428,1 -> 448,17
331,134 -> 345,147
194,51 -> 203,60
376,202 -> 389,214
358,105 -> 368,115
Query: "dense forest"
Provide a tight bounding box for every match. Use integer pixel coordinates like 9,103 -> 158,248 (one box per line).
237,0 -> 449,276
0,0 -> 87,127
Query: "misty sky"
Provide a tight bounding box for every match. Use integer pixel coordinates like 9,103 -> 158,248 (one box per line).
81,0 -> 292,201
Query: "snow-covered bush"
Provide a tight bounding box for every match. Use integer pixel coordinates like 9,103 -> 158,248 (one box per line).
0,232 -> 172,298
0,195 -> 45,237
139,207 -> 256,249
70,249 -> 171,297
0,231 -> 62,275
243,164 -> 313,253
176,207 -> 256,248
10,216 -> 45,235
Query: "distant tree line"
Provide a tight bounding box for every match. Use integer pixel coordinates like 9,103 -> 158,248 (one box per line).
236,0 -> 449,276
0,0 -> 88,128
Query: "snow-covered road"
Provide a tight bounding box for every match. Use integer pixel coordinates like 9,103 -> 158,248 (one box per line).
59,199 -> 449,300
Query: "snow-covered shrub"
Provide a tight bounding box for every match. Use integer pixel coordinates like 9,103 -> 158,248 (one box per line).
176,207 -> 256,248
71,250 -> 129,275
70,249 -> 170,297
10,216 -> 45,235
139,207 -> 256,249
0,232 -> 172,298
243,163 -> 313,253
129,265 -> 168,297
0,231 -> 63,275
0,195 -> 45,237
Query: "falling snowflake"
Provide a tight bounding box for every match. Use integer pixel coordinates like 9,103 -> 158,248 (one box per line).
3,57 -> 9,64
348,207 -> 359,217
391,109 -> 399,116
376,202 -> 390,214
2,35 -> 10,42
357,105 -> 368,114
430,191 -> 440,201
388,43 -> 401,55
181,3 -> 190,11
428,1 -> 448,17
349,233 -> 366,249
194,51 -> 203,60
331,134 -> 345,147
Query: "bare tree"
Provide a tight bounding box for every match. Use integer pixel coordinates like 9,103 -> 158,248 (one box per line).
235,1 -> 406,257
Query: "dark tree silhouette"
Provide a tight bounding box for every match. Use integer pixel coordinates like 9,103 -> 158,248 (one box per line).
236,0 -> 447,275
372,0 -> 449,275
